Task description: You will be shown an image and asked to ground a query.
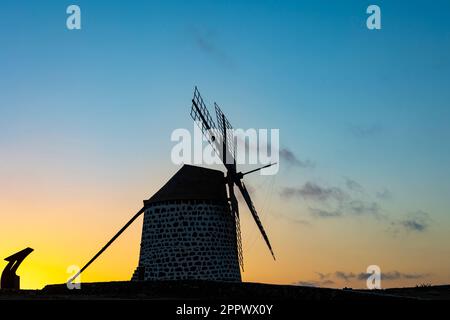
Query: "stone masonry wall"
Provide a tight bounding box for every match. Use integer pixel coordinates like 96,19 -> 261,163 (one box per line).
132,199 -> 241,282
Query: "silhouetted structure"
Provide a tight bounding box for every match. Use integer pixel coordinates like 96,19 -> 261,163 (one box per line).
132,165 -> 241,281
1,247 -> 33,290
69,87 -> 276,284
188,86 -> 276,270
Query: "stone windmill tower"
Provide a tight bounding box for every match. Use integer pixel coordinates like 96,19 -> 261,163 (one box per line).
131,165 -> 241,281
68,87 -> 275,284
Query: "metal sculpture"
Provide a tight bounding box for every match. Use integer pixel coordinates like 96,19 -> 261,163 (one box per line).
1,247 -> 34,290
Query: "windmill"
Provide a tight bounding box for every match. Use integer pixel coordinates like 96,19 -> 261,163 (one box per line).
68,87 -> 275,284
190,86 -> 276,269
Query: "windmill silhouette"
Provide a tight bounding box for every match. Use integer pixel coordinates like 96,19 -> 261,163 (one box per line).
190,86 -> 276,269
69,87 -> 275,283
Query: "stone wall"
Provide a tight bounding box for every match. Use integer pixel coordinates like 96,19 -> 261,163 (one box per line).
132,199 -> 241,282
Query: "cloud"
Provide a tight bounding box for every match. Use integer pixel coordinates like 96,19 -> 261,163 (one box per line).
300,270 -> 430,288
294,281 -> 318,287
190,27 -> 235,68
387,211 -> 432,235
309,207 -> 342,218
376,188 -> 393,200
357,273 -> 369,281
279,148 -> 315,168
335,271 -> 356,282
397,211 -> 431,233
280,180 -> 429,237
344,177 -> 364,193
346,200 -> 380,216
280,182 -> 347,202
357,271 -> 429,281
294,279 -> 335,287
309,270 -> 429,285
281,181 -> 385,221
316,272 -> 331,280
348,123 -> 383,138
402,220 -> 427,232
310,200 -> 381,219
294,273 -> 335,287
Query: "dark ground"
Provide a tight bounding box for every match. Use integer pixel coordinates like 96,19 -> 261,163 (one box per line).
0,280 -> 449,300
2,282 -> 449,319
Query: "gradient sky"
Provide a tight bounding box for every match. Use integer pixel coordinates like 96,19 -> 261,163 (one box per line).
1,0 -> 450,290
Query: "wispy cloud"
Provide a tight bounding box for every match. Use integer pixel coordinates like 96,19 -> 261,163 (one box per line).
396,211 -> 431,233
294,281 -> 318,287
348,123 -> 383,138
294,279 -> 335,287
281,181 -> 384,220
189,27 -> 235,68
376,188 -> 393,200
279,148 -> 315,168
280,182 -> 346,202
280,179 -> 431,235
357,271 -> 429,281
347,200 -> 381,217
309,207 -> 342,218
401,219 -> 427,232
309,201 -> 382,219
344,177 -> 364,193
305,270 -> 430,286
316,272 -> 331,280
335,271 -> 356,282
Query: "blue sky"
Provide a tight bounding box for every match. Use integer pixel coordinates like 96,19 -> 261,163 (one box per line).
3,0 -> 449,207
1,0 -> 450,288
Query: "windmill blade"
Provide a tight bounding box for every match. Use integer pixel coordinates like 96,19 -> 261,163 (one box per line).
68,206 -> 146,284
215,103 -> 236,167
235,179 -> 276,260
190,87 -> 223,160
229,186 -> 244,271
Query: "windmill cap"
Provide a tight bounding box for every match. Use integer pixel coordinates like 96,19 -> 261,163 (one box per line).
144,164 -> 227,205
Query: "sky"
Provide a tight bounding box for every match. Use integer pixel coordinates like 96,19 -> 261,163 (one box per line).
1,0 -> 450,290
